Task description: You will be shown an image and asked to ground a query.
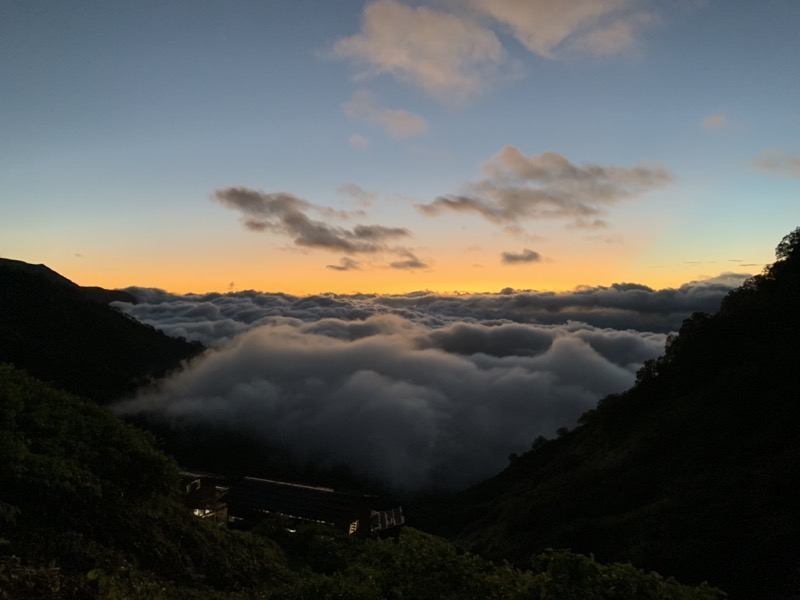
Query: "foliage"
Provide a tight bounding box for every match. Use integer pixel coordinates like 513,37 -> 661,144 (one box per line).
263,527 -> 723,600
775,225 -> 800,261
260,529 -> 725,600
0,364 -> 287,598
529,549 -> 724,600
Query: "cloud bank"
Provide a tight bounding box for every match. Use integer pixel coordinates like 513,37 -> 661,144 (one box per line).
112,273 -> 745,491
115,314 -> 664,491
116,273 -> 745,346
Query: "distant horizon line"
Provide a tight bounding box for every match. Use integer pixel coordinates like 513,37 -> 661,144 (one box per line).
113,270 -> 757,299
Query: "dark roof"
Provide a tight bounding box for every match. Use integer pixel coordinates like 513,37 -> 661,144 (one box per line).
225,477 -> 375,525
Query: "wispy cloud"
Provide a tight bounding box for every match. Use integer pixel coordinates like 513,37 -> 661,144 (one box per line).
337,183 -> 377,207
349,134 -> 370,148
585,233 -> 624,244
343,89 -> 428,137
501,248 -> 542,264
702,112 -> 727,130
750,150 -> 800,178
417,146 -> 673,227
213,186 -> 410,254
470,0 -> 654,58
389,249 -> 429,270
327,257 -> 362,272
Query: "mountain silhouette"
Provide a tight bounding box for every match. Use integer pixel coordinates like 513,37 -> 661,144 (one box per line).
0,257 -> 203,403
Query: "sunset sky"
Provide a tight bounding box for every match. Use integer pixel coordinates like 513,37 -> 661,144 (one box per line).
2,0 -> 799,295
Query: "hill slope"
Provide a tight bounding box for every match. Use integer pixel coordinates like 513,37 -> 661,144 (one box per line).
0,363 -> 725,598
0,258 -> 203,403
0,362 -> 289,598
419,228 -> 800,599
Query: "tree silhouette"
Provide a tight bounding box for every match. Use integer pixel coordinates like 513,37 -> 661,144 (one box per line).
775,225 -> 800,261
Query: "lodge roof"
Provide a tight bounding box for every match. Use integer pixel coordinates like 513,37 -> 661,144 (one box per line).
225,476 -> 376,526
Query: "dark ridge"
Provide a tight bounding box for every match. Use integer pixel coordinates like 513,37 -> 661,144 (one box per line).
0,257 -> 202,404
0,257 -> 77,287
79,285 -> 137,305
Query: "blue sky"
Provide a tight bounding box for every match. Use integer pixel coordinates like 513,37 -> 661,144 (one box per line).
2,0 -> 798,294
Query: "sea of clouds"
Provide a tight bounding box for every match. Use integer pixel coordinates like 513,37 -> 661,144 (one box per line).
113,273 -> 745,491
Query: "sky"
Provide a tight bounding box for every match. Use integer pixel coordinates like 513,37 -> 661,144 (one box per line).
2,0 -> 799,296
5,1 -> 798,491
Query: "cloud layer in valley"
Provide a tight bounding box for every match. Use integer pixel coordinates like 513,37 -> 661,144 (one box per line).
116,273 -> 745,345
113,273 -> 745,491
115,314 -> 664,491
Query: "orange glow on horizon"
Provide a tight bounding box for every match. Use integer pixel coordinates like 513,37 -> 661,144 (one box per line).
51,250 -> 759,298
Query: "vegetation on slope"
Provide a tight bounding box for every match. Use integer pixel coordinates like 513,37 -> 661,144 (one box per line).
0,363 -> 290,598
0,363 -> 724,598
417,228 -> 800,599
257,521 -> 724,600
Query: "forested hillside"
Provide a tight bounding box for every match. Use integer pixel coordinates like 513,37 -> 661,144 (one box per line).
0,363 -> 289,598
418,227 -> 800,599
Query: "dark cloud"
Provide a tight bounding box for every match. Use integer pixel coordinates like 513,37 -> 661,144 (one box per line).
354,224 -> 410,240
327,257 -> 362,272
110,272 -> 747,491
213,187 -> 410,254
417,147 -> 672,227
502,248 -> 541,264
389,250 -> 428,270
